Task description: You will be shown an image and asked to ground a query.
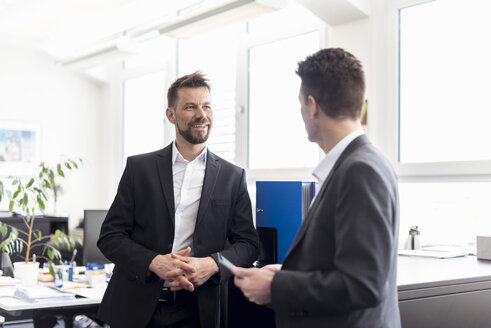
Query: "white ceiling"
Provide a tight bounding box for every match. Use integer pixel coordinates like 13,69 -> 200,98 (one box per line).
0,0 -> 199,59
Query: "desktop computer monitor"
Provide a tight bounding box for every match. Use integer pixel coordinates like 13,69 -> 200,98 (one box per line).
83,209 -> 111,266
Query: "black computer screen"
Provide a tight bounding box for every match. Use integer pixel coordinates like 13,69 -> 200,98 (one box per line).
83,209 -> 111,266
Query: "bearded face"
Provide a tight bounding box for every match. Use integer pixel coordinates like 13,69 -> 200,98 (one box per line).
167,87 -> 213,146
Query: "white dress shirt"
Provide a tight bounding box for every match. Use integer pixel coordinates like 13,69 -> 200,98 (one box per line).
171,142 -> 207,256
312,129 -> 365,198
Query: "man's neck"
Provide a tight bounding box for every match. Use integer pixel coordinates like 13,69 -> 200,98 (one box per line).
174,137 -> 206,162
319,118 -> 362,154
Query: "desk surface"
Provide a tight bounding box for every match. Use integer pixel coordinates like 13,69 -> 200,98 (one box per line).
0,283 -> 106,312
397,255 -> 491,290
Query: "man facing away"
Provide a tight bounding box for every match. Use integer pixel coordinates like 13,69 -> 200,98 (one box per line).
97,71 -> 259,328
233,48 -> 401,328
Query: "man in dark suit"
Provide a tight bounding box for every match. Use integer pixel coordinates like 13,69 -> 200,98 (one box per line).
97,71 -> 259,328
233,48 -> 401,327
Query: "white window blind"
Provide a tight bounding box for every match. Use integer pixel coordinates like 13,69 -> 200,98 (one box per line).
177,26 -> 239,163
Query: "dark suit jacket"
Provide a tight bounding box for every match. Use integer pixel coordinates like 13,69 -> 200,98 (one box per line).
271,135 -> 400,328
97,143 -> 259,328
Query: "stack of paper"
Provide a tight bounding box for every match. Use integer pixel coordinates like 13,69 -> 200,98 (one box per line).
13,285 -> 75,302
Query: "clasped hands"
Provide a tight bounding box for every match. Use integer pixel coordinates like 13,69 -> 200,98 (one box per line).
149,247 -> 218,292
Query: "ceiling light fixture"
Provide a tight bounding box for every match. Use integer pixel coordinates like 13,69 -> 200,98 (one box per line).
60,0 -> 285,68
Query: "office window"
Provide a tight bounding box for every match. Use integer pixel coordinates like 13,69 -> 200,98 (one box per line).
399,181 -> 491,246
248,31 -> 320,169
399,0 -> 491,163
123,71 -> 166,160
177,26 -> 239,163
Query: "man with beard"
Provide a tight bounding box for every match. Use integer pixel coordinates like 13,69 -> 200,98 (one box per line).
97,71 -> 259,328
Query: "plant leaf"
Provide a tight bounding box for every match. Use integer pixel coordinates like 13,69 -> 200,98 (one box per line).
65,162 -> 72,170
26,178 -> 34,188
48,170 -> 55,186
47,248 -> 54,260
69,159 -> 79,169
43,179 -> 51,189
0,224 -> 7,237
9,200 -> 14,212
13,185 -> 21,199
57,164 -> 65,177
49,262 -> 56,277
33,230 -> 42,240
37,195 -> 45,211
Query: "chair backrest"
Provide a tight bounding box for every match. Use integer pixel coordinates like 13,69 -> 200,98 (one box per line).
256,226 -> 278,267
83,210 -> 110,266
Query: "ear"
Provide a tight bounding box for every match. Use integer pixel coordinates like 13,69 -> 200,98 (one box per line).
166,107 -> 176,124
307,95 -> 320,118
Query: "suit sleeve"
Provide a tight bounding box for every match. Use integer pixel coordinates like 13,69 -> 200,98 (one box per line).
271,161 -> 397,314
211,169 -> 259,282
97,158 -> 159,284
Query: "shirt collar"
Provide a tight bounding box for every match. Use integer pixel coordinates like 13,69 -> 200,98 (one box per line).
172,141 -> 207,165
312,129 -> 364,187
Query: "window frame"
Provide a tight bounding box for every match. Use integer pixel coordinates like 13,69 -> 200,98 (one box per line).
380,0 -> 491,181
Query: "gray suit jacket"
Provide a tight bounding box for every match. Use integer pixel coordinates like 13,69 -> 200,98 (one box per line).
271,135 -> 401,328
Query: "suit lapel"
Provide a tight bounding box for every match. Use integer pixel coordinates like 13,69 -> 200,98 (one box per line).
195,150 -> 220,229
157,143 -> 175,226
284,135 -> 371,260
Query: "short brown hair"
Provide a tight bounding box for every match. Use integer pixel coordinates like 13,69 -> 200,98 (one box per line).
296,48 -> 365,119
167,71 -> 211,108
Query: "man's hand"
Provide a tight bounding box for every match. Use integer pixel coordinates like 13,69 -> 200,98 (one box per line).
171,253 -> 219,288
148,247 -> 195,291
232,267 -> 275,305
263,264 -> 282,273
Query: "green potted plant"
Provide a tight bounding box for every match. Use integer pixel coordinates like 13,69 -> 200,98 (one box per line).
0,158 -> 83,285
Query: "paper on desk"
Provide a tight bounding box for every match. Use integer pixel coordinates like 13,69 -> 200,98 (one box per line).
0,276 -> 21,286
52,281 -> 90,290
14,285 -> 75,302
398,249 -> 468,259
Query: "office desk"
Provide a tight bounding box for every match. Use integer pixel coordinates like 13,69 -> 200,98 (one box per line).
229,256 -> 491,328
0,284 -> 106,327
398,255 -> 491,327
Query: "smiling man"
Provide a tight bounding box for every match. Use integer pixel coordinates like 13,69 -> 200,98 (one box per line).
97,71 -> 258,328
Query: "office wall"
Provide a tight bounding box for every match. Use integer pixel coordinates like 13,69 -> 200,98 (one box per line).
0,45 -> 103,229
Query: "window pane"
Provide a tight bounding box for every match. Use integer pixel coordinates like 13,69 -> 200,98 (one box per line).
399,182 -> 491,246
178,26 -> 239,163
123,71 -> 166,159
399,0 -> 491,163
248,31 -> 319,169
